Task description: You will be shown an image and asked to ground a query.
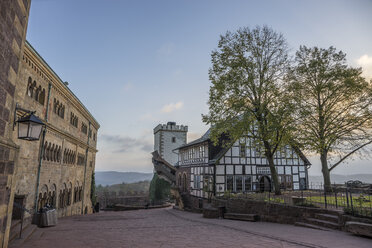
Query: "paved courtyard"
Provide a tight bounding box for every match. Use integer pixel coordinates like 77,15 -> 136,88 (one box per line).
16,207 -> 371,248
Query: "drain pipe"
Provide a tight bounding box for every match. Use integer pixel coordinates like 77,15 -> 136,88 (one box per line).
34,83 -> 52,214
81,121 -> 91,214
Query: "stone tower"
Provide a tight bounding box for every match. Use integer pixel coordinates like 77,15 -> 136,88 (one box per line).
154,122 -> 188,166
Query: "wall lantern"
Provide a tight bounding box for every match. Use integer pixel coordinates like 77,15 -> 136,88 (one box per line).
14,104 -> 45,141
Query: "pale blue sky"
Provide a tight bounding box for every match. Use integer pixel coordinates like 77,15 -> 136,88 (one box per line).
27,0 -> 372,175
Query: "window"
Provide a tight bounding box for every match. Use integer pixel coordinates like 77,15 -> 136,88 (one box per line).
81,122 -> 88,134
199,146 -> 205,158
53,98 -> 65,118
244,176 -> 252,191
172,137 -> 176,143
240,143 -> 246,157
194,175 -> 200,189
226,175 -> 233,191
235,176 -> 243,192
70,112 -> 78,127
77,153 -> 85,166
279,175 -> 292,190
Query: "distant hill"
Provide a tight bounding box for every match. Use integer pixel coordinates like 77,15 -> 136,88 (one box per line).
309,174 -> 372,185
95,171 -> 153,186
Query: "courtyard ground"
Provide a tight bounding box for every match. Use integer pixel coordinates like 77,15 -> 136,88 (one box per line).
14,207 -> 372,248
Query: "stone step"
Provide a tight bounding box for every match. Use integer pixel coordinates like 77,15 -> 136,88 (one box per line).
224,213 -> 259,222
294,222 -> 334,231
9,223 -> 37,248
9,220 -> 23,243
304,218 -> 341,230
345,221 -> 372,238
314,213 -> 339,224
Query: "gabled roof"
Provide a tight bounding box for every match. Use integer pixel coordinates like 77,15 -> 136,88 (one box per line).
175,129 -> 211,150
175,127 -> 311,166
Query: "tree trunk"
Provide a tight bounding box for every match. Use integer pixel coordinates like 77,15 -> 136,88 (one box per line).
320,151 -> 331,192
267,155 -> 281,195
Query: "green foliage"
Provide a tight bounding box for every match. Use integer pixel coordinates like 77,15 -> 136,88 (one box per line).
287,46 -> 372,188
203,25 -> 293,195
95,180 -> 151,195
91,172 -> 96,206
149,173 -> 170,203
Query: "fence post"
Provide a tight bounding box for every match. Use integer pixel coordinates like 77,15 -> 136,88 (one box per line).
324,190 -> 327,209
346,187 -> 349,208
268,191 -> 270,203
350,190 -> 354,215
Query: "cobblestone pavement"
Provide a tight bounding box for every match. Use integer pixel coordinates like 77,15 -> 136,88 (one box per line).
16,207 -> 371,248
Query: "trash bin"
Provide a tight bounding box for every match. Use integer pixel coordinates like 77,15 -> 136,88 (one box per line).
39,207 -> 58,227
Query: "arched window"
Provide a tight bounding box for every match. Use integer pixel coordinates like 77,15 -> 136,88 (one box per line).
57,146 -> 61,162
183,173 -> 187,192
54,145 -> 58,162
27,77 -> 33,97
79,187 -> 82,201
50,184 -> 57,207
46,143 -> 51,161
51,144 -> 55,162
39,88 -> 45,105
43,141 -> 48,160
35,86 -> 41,101
54,99 -> 57,113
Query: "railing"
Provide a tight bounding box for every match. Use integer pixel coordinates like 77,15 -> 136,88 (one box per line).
218,182 -> 372,218
12,202 -> 33,239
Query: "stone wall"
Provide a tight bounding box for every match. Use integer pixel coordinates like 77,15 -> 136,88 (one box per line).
99,196 -> 149,208
12,42 -> 100,225
0,0 -> 31,247
211,198 -> 340,224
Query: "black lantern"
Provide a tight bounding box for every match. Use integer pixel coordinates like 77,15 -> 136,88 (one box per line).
16,113 -> 45,141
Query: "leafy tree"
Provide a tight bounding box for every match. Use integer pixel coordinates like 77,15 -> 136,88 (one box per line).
203,26 -> 292,195
91,172 -> 96,206
149,173 -> 170,204
287,46 -> 372,190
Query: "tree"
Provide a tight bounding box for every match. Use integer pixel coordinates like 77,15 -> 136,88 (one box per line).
90,172 -> 96,207
287,46 -> 372,190
203,26 -> 292,195
149,173 -> 170,204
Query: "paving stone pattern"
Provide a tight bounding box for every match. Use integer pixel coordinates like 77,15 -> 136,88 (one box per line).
16,207 -> 372,248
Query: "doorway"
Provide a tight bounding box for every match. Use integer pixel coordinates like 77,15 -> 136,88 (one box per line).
259,176 -> 271,192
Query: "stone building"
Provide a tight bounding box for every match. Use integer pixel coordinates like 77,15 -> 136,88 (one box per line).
9,40 -> 100,237
0,1 -> 100,246
153,122 -> 188,166
0,0 -> 32,247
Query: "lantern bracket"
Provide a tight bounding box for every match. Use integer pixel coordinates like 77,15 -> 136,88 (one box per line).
13,103 -> 36,130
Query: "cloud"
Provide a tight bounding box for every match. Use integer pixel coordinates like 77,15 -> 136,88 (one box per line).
156,42 -> 175,57
100,134 -> 152,153
139,113 -> 155,121
161,101 -> 184,113
356,54 -> 372,80
122,82 -> 133,93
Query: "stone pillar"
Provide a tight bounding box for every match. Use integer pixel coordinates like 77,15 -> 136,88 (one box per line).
0,0 -> 31,247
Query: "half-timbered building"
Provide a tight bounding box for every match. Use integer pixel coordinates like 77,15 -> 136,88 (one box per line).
175,128 -> 310,198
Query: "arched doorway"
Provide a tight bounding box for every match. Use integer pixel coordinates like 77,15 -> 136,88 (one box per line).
182,173 -> 187,192
259,176 -> 271,192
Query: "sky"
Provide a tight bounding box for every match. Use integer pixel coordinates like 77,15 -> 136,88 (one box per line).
26,0 -> 372,176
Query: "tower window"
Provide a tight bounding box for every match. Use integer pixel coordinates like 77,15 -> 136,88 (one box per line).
172,137 -> 176,143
